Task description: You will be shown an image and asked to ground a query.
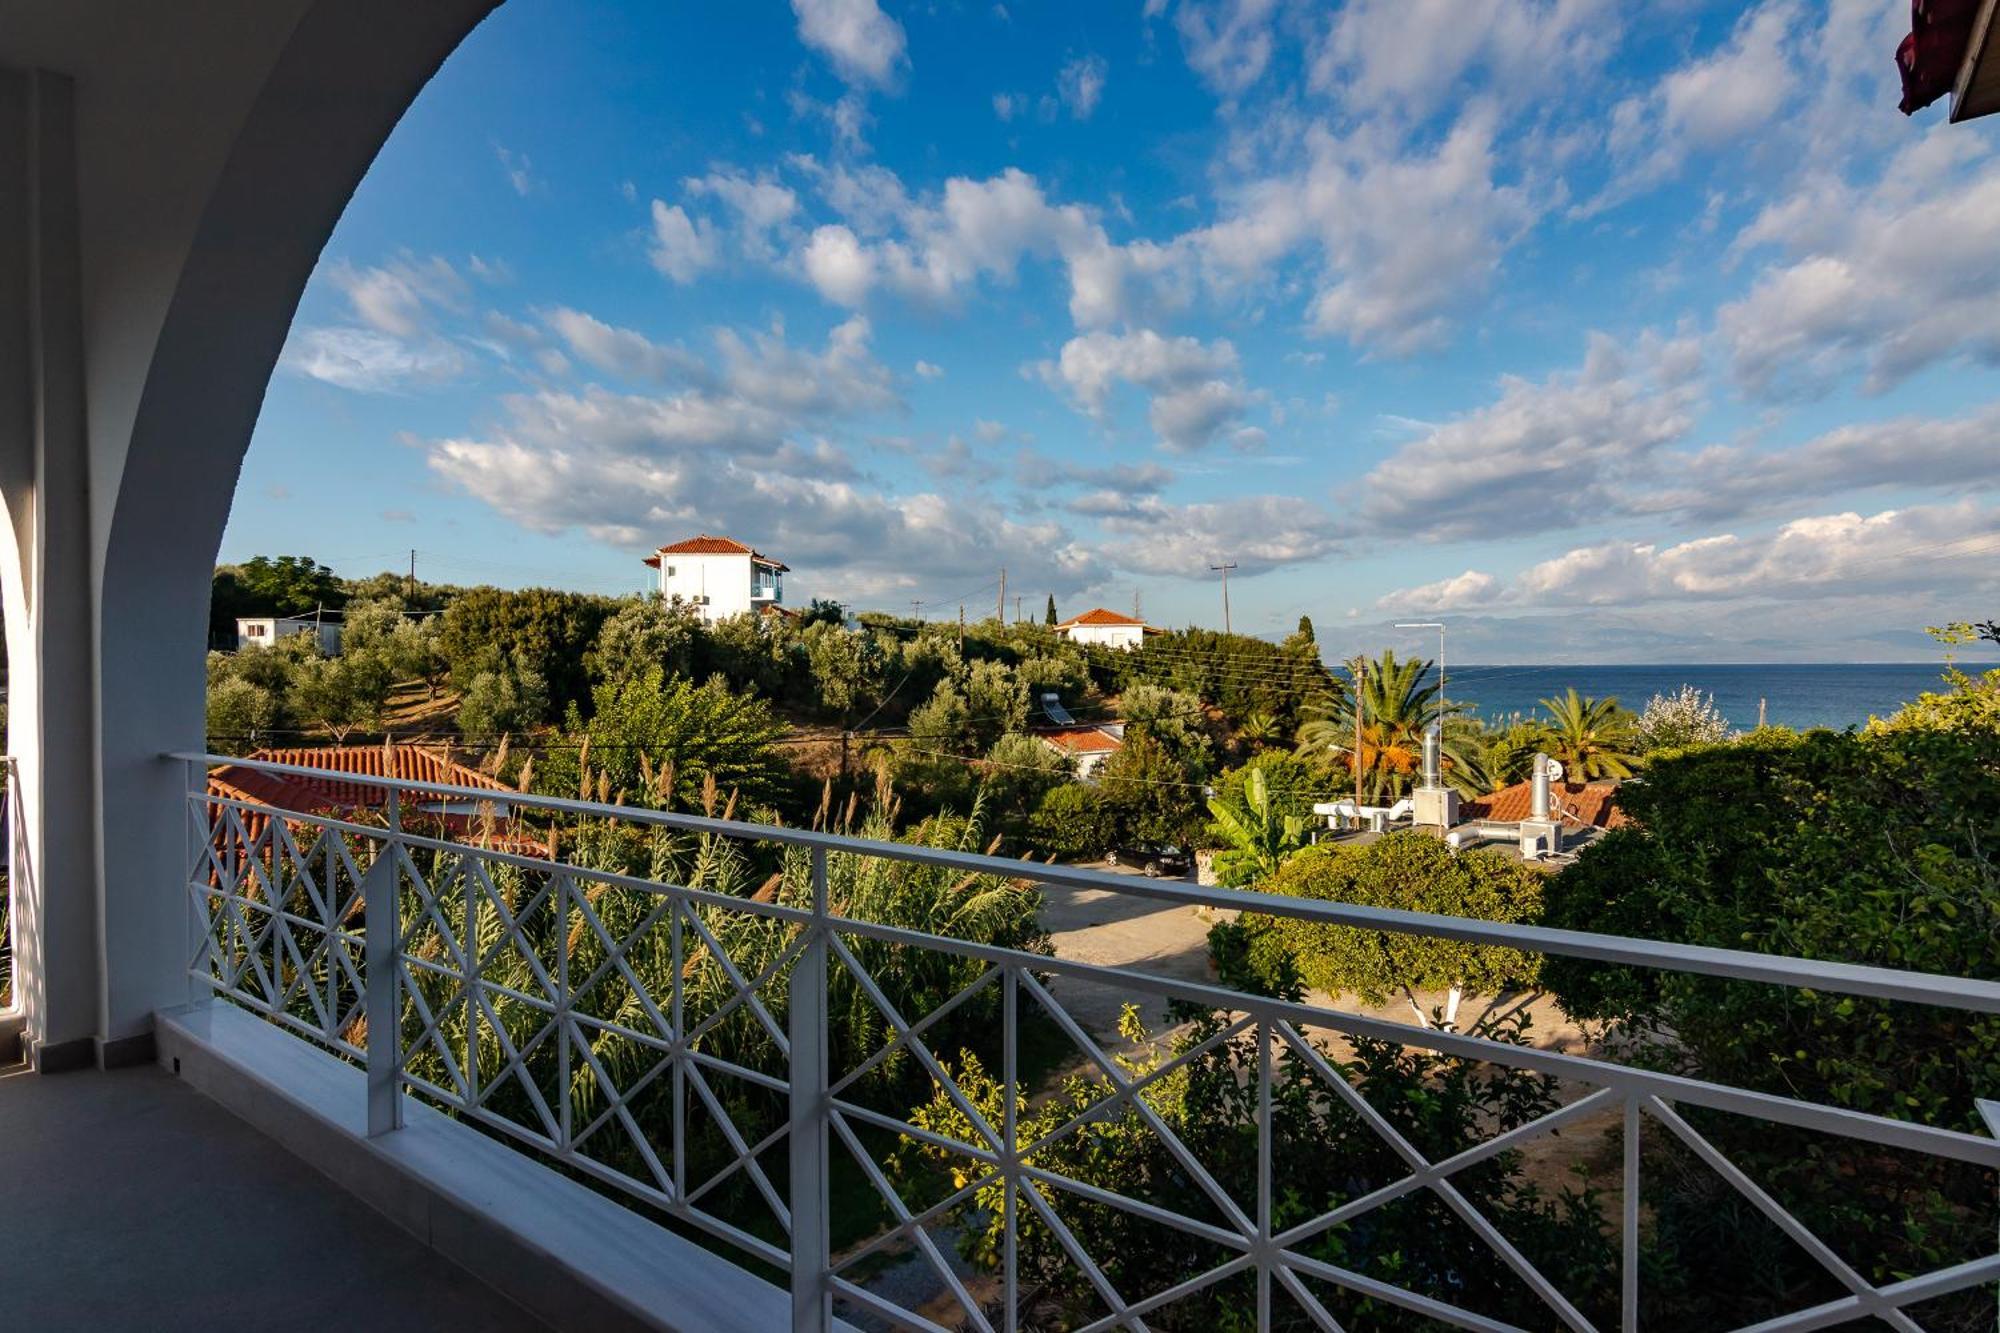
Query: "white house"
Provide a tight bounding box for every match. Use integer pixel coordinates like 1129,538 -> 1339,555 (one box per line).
235,615 -> 341,655
1053,607 -> 1161,651
643,534 -> 787,623
1035,726 -> 1124,781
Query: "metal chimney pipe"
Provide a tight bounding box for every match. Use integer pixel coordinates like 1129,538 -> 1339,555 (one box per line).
1531,754 -> 1552,821
1422,725 -> 1441,788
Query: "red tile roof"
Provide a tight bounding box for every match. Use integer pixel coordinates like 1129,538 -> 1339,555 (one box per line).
1035,726 -> 1124,755
206,745 -> 543,856
1056,608 -> 1157,630
1463,779 -> 1629,829
643,534 -> 788,571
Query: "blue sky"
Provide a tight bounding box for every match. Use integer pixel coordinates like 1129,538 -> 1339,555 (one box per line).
231,0 -> 2000,662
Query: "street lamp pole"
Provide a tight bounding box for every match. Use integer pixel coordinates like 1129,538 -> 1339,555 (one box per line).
1395,621 -> 1446,721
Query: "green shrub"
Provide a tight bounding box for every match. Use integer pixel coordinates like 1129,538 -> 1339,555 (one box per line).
1541,711 -> 2000,1327
1224,833 -> 1544,1021
1028,783 -> 1113,859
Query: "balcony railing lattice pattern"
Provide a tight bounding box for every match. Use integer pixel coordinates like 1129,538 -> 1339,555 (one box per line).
184,755 -> 2000,1332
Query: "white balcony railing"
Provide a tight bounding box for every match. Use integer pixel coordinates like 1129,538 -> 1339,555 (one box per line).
175,751 -> 2000,1332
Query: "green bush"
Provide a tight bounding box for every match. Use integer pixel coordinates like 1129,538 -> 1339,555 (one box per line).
1541,709 -> 2000,1327
1028,783 -> 1113,859
901,1003 -> 1615,1330
1222,833 -> 1544,1019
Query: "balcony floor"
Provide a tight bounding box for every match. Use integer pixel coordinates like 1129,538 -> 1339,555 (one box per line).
0,1059 -> 545,1331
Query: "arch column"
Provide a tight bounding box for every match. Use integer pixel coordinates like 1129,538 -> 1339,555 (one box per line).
0,67 -> 102,1068
1,0 -> 496,1066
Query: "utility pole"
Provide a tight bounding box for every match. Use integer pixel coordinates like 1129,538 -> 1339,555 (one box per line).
1014,594 -> 1022,624
911,599 -> 925,621
406,548 -> 416,601
997,567 -> 1006,624
1351,654 -> 1368,812
1209,561 -> 1237,634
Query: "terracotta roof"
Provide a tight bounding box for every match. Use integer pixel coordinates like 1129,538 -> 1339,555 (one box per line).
1035,726 -> 1124,756
643,534 -> 789,571
206,745 -> 542,856
212,745 -> 512,810
1055,608 -> 1157,630
1463,779 -> 1629,829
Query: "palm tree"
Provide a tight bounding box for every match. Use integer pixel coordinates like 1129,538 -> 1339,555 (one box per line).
1538,688 -> 1639,779
1235,710 -> 1282,752
1294,650 -> 1486,799
1206,768 -> 1306,887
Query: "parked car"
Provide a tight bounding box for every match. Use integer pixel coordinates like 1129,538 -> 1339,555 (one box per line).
1106,843 -> 1190,877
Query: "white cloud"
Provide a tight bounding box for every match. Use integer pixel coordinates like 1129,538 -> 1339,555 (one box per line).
802,224 -> 878,306
1173,0 -> 1280,99
1095,493 -> 1345,575
1056,54 -> 1108,119
1717,132 -> 2000,396
1033,329 -> 1257,452
1354,330 -> 1703,539
1642,403 -> 2000,522
542,308 -> 711,385
1511,502 -> 2000,606
1296,113 -> 1533,352
1143,108 -> 1537,355
328,255 -> 467,338
683,169 -> 799,259
992,92 -> 1020,122
1375,569 -> 1500,613
1586,2 -> 1800,213
1312,0 -> 1613,113
913,359 -> 944,380
790,0 -> 907,90
279,326 -> 466,393
496,145 -> 537,196
648,201 -> 721,284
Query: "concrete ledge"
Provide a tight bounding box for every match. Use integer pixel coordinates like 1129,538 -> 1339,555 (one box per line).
157,1002 -> 820,1333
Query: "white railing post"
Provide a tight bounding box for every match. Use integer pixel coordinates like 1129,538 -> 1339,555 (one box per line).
364,782 -> 404,1136
788,846 -> 831,1331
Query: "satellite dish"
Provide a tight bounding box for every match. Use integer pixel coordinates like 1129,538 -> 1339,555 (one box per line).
1546,760 -> 1564,783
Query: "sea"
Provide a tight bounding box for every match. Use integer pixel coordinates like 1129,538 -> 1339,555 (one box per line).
1436,663 -> 1975,732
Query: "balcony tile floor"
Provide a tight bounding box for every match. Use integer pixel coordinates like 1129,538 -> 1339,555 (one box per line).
0,1059 -> 545,1331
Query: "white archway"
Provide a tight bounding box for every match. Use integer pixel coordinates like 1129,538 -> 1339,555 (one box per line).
2,0 -> 497,1065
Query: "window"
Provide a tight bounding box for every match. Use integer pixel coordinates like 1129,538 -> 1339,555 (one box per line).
665,564 -> 675,576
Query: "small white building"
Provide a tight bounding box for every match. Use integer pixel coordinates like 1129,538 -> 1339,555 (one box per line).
643,534 -> 787,623
1035,726 -> 1124,781
1053,608 -> 1160,651
235,616 -> 341,655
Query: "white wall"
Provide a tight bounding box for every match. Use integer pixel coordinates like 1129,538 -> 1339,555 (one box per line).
1061,623 -> 1146,651
659,552 -> 751,621
658,552 -> 781,622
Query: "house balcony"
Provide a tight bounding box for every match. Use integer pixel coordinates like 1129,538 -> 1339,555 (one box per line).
3,6 -> 1999,1331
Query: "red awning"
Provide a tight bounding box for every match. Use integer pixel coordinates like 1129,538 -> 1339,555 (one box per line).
1898,0 -> 1981,114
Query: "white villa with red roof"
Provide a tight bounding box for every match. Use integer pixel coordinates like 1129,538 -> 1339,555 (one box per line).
643,534 -> 788,623
1052,607 -> 1161,651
